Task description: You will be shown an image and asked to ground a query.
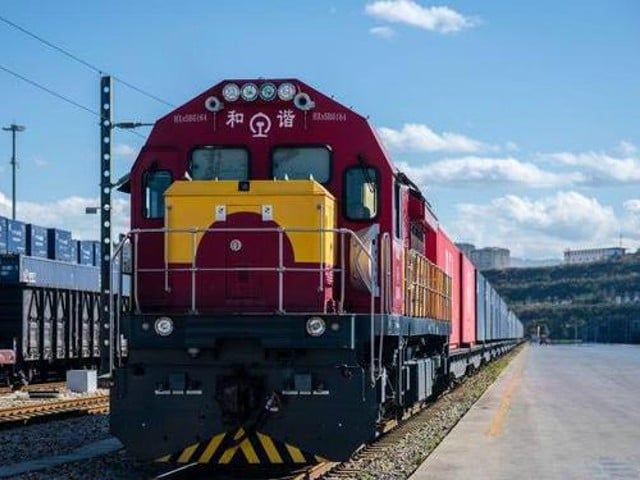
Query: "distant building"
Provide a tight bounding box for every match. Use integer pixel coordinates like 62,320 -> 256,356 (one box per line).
455,243 -> 476,258
564,247 -> 626,265
470,247 -> 511,270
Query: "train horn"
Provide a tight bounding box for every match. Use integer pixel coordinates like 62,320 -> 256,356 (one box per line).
204,96 -> 224,112
293,92 -> 315,111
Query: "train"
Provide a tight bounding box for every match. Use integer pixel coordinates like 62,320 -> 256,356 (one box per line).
109,78 -> 524,465
0,218 -> 128,386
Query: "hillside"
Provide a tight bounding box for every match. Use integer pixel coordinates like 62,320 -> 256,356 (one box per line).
483,253 -> 640,343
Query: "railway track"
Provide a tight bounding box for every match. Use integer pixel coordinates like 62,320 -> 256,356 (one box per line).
292,461 -> 340,480
0,392 -> 109,429
0,381 -> 68,395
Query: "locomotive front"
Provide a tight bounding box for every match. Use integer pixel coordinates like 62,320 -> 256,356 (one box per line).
110,79 -> 451,465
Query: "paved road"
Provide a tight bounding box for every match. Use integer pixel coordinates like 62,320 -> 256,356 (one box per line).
412,344 -> 640,480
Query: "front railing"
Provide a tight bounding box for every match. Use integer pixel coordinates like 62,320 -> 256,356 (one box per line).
112,226 -> 378,315
108,226 -> 381,379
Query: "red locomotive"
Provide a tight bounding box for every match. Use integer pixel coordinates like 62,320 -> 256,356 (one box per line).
111,78 -> 522,465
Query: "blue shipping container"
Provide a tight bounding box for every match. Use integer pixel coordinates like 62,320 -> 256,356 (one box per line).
91,240 -> 102,266
47,228 -> 72,262
69,240 -> 78,264
78,241 -> 94,265
0,216 -> 7,253
6,219 -> 26,254
476,272 -> 487,342
26,224 -> 48,258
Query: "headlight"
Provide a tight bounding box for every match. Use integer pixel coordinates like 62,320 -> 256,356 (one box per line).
240,82 -> 259,101
306,317 -> 326,337
222,83 -> 240,102
277,82 -> 296,101
154,316 -> 174,337
259,82 -> 277,101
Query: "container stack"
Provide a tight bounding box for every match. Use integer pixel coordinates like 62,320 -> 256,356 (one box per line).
6,219 -> 26,255
0,214 -> 129,294
0,217 -> 6,253
26,224 -> 48,258
78,240 -> 94,265
47,228 -> 73,262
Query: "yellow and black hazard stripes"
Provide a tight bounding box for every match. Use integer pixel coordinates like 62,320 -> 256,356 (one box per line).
155,428 -> 327,465
199,432 -> 225,463
218,428 -> 259,464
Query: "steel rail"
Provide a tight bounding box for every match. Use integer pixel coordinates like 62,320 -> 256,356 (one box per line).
0,393 -> 109,427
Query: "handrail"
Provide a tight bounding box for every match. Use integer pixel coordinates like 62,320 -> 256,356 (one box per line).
111,225 -> 380,382
120,226 -> 377,314
404,248 -> 451,321
109,236 -> 130,375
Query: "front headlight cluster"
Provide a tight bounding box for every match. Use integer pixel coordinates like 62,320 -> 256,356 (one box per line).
221,81 -> 297,102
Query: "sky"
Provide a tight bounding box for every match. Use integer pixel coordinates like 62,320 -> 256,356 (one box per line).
0,0 -> 639,259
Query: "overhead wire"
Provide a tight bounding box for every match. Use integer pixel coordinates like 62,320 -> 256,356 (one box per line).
0,63 -> 147,140
0,14 -> 174,108
0,64 -> 99,116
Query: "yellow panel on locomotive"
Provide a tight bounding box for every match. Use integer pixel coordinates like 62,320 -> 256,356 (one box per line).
164,179 -> 335,266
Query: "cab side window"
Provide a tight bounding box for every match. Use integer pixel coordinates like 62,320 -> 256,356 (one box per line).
344,166 -> 378,220
143,170 -> 172,219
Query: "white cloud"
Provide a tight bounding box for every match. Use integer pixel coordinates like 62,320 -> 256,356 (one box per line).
624,199 -> 640,214
369,26 -> 396,39
378,124 -> 490,153
113,143 -> 139,159
544,147 -> 640,185
398,157 -> 581,188
365,0 -> 476,34
0,190 -> 129,241
617,140 -> 637,156
623,199 -> 640,244
449,191 -> 620,258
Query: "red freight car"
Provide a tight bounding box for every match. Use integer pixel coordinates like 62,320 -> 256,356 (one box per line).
460,254 -> 477,346
425,228 -> 461,349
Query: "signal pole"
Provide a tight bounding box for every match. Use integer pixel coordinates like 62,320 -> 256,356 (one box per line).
100,75 -> 113,375
2,123 -> 26,220
97,76 -> 153,375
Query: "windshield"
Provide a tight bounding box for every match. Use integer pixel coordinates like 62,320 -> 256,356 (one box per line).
190,147 -> 249,180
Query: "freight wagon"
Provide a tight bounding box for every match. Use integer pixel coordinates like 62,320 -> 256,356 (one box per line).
0,280 -> 130,385
108,78 -> 523,465
0,212 -> 130,385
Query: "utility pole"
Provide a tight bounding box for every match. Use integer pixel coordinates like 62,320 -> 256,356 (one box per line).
2,123 -> 26,220
100,75 -> 113,375
97,75 -> 153,376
